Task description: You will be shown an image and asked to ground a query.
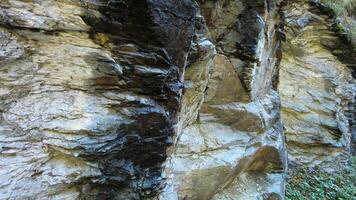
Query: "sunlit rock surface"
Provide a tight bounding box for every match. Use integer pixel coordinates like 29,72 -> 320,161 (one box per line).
0,0 -> 287,199
1,0 -> 355,199
1,0 -> 197,199
160,0 -> 287,199
279,0 -> 356,169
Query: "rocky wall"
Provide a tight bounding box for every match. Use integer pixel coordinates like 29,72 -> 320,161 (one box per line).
279,0 -> 356,170
0,0 -> 198,199
3,0 -> 354,199
160,0 -> 287,199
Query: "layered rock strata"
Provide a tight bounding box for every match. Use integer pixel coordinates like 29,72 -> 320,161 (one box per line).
3,0 -> 354,199
160,0 -> 287,199
0,0 -> 198,199
279,0 -> 356,169
0,0 -> 287,199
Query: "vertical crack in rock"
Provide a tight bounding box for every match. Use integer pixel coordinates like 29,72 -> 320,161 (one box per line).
2,0 -> 354,199
160,0 -> 287,199
203,0 -> 284,100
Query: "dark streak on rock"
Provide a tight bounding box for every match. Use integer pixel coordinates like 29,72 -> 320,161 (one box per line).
78,0 -> 197,198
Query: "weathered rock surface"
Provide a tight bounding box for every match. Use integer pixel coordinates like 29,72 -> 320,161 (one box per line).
160,0 -> 287,199
279,0 -> 356,169
0,0 -> 287,199
0,0 -> 198,199
1,0 -> 354,199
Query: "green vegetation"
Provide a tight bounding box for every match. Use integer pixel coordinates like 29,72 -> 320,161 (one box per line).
320,0 -> 356,50
286,157 -> 356,200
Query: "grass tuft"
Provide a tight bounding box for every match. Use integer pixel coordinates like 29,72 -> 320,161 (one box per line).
320,0 -> 356,50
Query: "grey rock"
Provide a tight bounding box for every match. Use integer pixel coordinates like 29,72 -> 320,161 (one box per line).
0,28 -> 24,62
2,0 -> 354,199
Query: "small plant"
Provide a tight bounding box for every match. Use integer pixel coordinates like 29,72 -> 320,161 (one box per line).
320,0 -> 356,50
286,157 -> 356,200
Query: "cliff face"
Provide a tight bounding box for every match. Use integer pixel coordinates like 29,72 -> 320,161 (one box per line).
0,0 -> 197,198
161,0 -> 286,199
279,0 -> 355,170
0,0 -> 354,200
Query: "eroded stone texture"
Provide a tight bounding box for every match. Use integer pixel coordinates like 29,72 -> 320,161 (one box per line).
279,0 -> 356,169
199,0 -> 283,100
160,0 -> 287,199
5,0 -> 354,199
0,0 -> 198,199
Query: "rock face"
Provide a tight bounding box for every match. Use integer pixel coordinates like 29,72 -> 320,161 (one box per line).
0,0 -> 198,199
279,0 -> 356,170
160,0 -> 287,199
0,0 -> 354,199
